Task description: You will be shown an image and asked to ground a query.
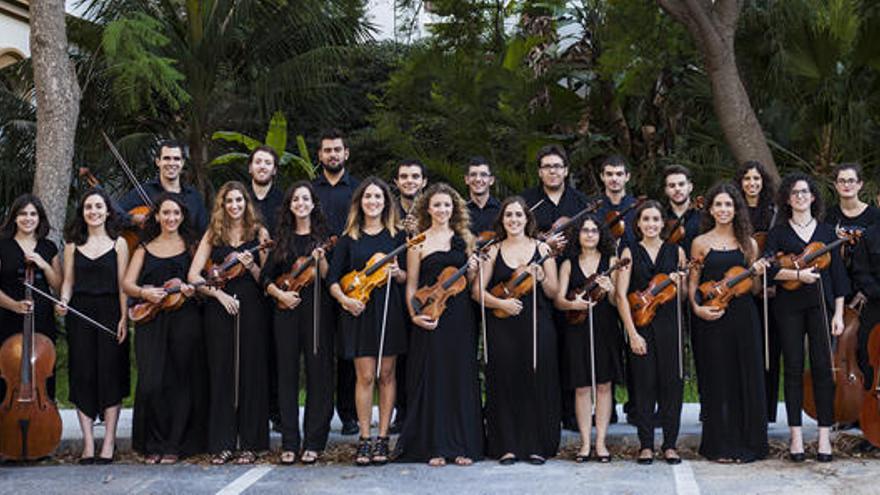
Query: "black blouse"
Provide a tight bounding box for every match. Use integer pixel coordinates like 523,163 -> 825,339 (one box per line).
327,229 -> 407,286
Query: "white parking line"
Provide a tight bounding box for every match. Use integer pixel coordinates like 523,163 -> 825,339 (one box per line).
673,461 -> 701,495
216,466 -> 274,495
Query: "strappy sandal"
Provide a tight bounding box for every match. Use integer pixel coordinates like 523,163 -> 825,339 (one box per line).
235,451 -> 257,465
300,450 -> 318,465
145,454 -> 162,465
279,451 -> 296,465
371,436 -> 390,465
159,454 -> 179,465
211,450 -> 235,465
355,437 -> 372,466
453,456 -> 472,466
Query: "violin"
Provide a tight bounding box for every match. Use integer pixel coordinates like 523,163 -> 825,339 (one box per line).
628,258 -> 702,328
411,260 -> 473,321
697,256 -> 774,310
204,240 -> 275,287
272,236 -> 338,308
565,258 -> 631,325
664,196 -> 704,245
475,231 -> 496,251
775,229 -> 861,291
803,298 -> 865,424
128,277 -> 212,323
488,251 -> 553,318
0,264 -> 62,460
752,232 -> 768,254
341,233 -> 427,303
860,323 -> 880,447
602,196 -> 646,240
538,200 -> 603,239
79,167 -> 150,254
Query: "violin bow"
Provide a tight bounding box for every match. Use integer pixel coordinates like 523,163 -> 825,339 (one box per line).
816,278 -> 836,376
24,281 -> 117,338
376,269 -> 393,378
313,253 -> 320,355
762,269 -> 769,371
479,257 -> 489,364
532,264 -> 538,372
588,296 -> 597,414
101,131 -> 154,208
233,294 -> 240,411
675,270 -> 684,380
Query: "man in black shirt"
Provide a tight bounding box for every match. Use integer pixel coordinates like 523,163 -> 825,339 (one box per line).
118,139 -> 209,233
394,159 -> 428,235
464,156 -> 501,235
247,145 -> 284,236
594,155 -> 638,253
662,164 -> 702,257
311,129 -> 361,436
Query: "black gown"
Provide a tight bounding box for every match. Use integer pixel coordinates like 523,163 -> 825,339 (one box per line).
326,230 -> 407,359
132,249 -> 208,456
485,244 -> 560,459
0,238 -> 58,400
396,236 -> 484,462
695,249 -> 768,462
67,248 -> 130,420
562,254 -> 623,389
204,239 -> 270,453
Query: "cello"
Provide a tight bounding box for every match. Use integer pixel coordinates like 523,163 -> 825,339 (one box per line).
0,264 -> 62,460
860,323 -> 880,447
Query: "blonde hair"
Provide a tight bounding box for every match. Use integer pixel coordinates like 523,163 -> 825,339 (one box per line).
208,181 -> 263,246
342,177 -> 400,240
413,183 -> 474,253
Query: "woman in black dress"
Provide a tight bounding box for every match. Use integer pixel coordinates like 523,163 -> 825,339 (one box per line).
689,183 -> 769,463
398,183 -> 483,466
554,215 -> 620,463
327,177 -> 408,466
764,173 -> 848,463
0,194 -> 62,401
56,189 -> 130,464
189,181 -> 271,465
616,200 -> 687,465
262,181 -> 334,465
122,194 -> 207,464
477,196 -> 560,466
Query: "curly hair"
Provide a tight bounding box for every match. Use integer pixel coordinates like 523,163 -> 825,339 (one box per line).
64,188 -> 121,245
566,214 -> 614,259
776,172 -> 824,224
270,181 -> 330,266
633,199 -> 666,241
343,177 -> 400,240
412,183 -> 474,252
0,194 -> 52,240
700,182 -> 755,261
208,181 -> 263,246
493,196 -> 538,241
734,161 -> 775,229
139,193 -> 198,248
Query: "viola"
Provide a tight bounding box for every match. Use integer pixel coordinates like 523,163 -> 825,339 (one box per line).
272,236 -> 338,308
860,323 -> 880,447
537,199 -> 602,242
775,229 -> 861,291
205,240 -> 275,287
628,258 -> 702,328
804,298 -> 865,424
697,256 -> 775,311
128,277 -> 212,323
79,167 -> 150,254
411,260 -> 473,321
0,264 -> 62,460
565,258 -> 631,325
602,196 -> 646,240
488,251 -> 553,318
340,233 -> 427,304
664,196 -> 704,245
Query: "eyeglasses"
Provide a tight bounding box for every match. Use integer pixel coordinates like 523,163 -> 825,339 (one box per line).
581,227 -> 600,235
790,188 -> 812,198
467,172 -> 492,178
539,163 -> 566,170
836,178 -> 860,186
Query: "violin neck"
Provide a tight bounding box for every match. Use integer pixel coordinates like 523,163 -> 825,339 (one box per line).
20,273 -> 35,400
802,238 -> 845,264
440,262 -> 471,290
364,243 -> 406,277
291,256 -> 318,278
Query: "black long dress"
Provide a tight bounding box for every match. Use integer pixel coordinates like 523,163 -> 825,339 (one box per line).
485,244 -> 561,459
326,230 -> 407,359
562,254 -> 623,389
132,249 -> 208,457
695,249 -> 768,462
261,234 -> 335,453
204,239 -> 270,453
396,236 -> 484,462
67,248 -> 130,420
0,238 -> 58,400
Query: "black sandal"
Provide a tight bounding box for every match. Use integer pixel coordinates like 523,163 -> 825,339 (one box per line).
211,450 -> 234,465
371,436 -> 390,465
355,437 -> 372,466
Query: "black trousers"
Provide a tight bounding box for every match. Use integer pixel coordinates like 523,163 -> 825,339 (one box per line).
773,302 -> 834,427
762,298 -> 783,422
630,319 -> 683,451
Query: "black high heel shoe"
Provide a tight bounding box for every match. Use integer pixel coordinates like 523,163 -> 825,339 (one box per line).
788,452 -> 806,463
371,436 -> 390,466
816,452 -> 833,463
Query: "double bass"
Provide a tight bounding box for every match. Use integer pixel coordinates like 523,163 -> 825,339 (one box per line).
0,264 -> 62,460
860,323 -> 880,447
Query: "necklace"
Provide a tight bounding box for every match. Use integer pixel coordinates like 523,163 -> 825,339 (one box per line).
790,217 -> 814,229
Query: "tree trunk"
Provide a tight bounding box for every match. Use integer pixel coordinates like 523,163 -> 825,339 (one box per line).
30,0 -> 81,242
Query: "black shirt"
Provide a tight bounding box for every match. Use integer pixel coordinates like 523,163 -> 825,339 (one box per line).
312,170 -> 360,236
521,185 -> 592,233
824,204 -> 880,233
595,193 -> 639,253
467,195 -> 501,235
118,179 -> 209,233
853,224 -> 880,299
249,182 -> 284,237
666,205 -> 702,258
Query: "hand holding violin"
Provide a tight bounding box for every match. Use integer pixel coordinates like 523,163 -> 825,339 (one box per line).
142,286 -> 168,304
275,291 -> 302,310
412,313 -> 438,331
237,251 -> 256,269
795,267 -> 821,285
569,292 -> 595,311
340,295 -> 365,317
544,231 -> 567,254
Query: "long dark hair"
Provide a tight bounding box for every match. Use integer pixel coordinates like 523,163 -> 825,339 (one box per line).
566,214 -> 614,259
734,161 -> 775,228
493,196 -> 538,241
633,199 -> 666,241
140,193 -> 197,248
343,177 -> 400,239
0,194 -> 51,240
64,188 -> 121,245
701,182 -> 755,261
270,181 -> 329,265
776,172 -> 824,224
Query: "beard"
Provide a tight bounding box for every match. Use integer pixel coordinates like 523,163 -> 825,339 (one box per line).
671,196 -> 688,207
253,175 -> 274,187
322,160 -> 344,174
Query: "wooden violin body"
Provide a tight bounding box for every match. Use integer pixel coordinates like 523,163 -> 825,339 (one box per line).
776,233 -> 859,291
860,323 -> 880,447
488,253 -> 552,319
205,240 -> 275,287
79,167 -> 149,254
565,258 -> 630,325
273,237 -> 337,308
628,273 -> 678,328
664,196 -> 704,245
341,233 -> 426,304
752,232 -> 768,254
128,277 -> 207,323
698,265 -> 756,310
602,196 -> 646,240
411,264 -> 469,321
0,266 -> 61,460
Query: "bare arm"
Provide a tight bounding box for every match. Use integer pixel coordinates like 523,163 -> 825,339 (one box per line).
59,243 -> 76,304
